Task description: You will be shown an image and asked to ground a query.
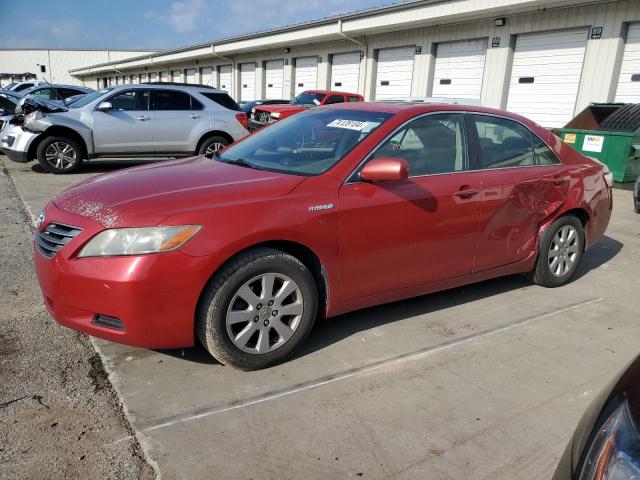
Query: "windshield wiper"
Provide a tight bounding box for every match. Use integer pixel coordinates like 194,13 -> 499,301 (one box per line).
224,158 -> 262,171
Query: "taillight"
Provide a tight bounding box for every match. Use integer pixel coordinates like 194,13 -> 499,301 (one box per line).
235,113 -> 248,131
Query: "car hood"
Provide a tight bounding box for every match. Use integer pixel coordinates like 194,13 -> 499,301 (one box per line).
257,104 -> 306,114
53,156 -> 306,227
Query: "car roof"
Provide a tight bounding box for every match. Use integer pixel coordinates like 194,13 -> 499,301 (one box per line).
22,84 -> 94,93
321,101 -> 537,125
302,90 -> 362,96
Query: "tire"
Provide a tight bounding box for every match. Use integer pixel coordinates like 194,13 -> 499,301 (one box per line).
529,215 -> 584,287
36,135 -> 83,174
196,248 -> 318,370
197,135 -> 230,157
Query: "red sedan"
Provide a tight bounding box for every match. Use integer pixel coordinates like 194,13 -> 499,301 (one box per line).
34,102 -> 613,370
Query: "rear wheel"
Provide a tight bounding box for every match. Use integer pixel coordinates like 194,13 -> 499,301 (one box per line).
198,135 -> 230,157
36,135 -> 83,173
530,215 -> 584,287
196,248 -> 318,370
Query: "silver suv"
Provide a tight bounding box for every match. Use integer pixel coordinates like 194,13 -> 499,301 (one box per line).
0,83 -> 249,173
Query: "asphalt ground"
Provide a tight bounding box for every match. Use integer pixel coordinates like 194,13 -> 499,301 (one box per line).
2,155 -> 639,480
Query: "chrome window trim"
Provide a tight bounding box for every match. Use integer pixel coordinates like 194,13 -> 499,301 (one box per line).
344,110 -> 562,185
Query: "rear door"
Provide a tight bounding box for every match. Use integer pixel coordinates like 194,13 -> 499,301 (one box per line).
470,114 -> 568,272
151,89 -> 204,153
338,113 -> 482,300
92,89 -> 153,153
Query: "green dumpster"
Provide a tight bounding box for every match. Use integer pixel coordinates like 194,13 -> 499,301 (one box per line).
559,103 -> 640,182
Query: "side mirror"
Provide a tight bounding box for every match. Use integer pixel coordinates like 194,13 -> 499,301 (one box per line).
360,157 -> 409,182
97,101 -> 112,111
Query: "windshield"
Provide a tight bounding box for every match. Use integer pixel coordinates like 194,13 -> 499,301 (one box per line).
217,108 -> 393,176
291,92 -> 325,107
68,88 -> 111,108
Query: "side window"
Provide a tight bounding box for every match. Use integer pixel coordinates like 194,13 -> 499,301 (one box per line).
32,88 -> 53,99
325,95 -> 345,105
348,96 -> 361,102
531,132 -> 561,165
108,90 -> 149,111
151,90 -> 192,110
473,115 -> 535,169
371,113 -> 468,176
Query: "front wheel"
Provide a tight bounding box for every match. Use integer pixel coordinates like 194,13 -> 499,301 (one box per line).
36,136 -> 83,173
196,248 -> 318,370
530,215 -> 584,287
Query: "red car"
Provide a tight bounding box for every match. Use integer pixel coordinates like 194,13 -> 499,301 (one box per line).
34,102 -> 613,370
249,90 -> 363,129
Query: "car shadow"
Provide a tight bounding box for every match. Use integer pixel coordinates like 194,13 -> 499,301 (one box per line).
153,234 -> 622,366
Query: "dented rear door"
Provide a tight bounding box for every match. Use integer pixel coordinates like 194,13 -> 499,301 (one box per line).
468,114 -> 570,272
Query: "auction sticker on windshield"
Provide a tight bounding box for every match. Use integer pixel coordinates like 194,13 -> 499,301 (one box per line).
327,119 -> 372,131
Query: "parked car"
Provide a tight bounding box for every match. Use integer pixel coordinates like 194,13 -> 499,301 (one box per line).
249,90 -> 363,129
20,84 -> 95,104
0,83 -> 249,173
33,102 -> 612,369
240,99 -> 289,115
553,353 -> 640,480
0,90 -> 23,132
3,80 -> 45,92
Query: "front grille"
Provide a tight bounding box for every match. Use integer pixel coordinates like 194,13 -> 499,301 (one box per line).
35,223 -> 82,258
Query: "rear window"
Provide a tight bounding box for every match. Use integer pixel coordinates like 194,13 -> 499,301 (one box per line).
199,92 -> 241,111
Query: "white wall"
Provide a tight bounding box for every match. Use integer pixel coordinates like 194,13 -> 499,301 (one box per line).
0,49 -> 156,87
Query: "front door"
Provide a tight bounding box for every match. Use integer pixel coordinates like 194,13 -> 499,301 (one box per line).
92,89 -> 153,153
338,113 -> 482,301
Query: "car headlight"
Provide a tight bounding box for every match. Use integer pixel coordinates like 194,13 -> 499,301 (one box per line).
579,399 -> 640,480
77,225 -> 201,258
270,112 -> 281,119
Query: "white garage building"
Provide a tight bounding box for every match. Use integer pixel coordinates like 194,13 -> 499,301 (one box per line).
68,0 -> 640,128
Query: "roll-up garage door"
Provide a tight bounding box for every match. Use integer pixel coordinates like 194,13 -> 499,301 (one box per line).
375,47 -> 415,100
219,65 -> 233,94
615,23 -> 640,102
294,57 -> 318,96
186,68 -> 196,84
331,51 -> 361,93
240,63 -> 256,101
200,67 -> 214,87
432,38 -> 487,99
265,60 -> 284,99
506,28 -> 588,128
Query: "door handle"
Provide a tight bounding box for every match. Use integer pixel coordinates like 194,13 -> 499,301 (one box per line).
137,115 -> 149,121
453,188 -> 480,198
189,114 -> 201,119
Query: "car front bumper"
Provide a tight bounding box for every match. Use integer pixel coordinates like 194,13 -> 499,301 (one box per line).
0,125 -> 40,163
34,202 -> 218,349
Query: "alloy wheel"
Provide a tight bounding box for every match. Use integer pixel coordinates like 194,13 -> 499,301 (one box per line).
205,142 -> 225,155
44,142 -> 77,170
225,273 -> 304,354
548,225 -> 579,277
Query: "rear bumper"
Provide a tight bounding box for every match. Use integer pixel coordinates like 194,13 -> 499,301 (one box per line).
33,203 -> 219,349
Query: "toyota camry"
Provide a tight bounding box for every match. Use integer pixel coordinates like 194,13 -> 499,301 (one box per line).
34,102 -> 613,370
